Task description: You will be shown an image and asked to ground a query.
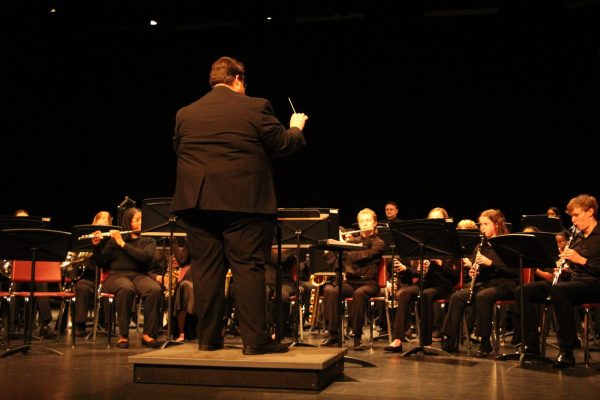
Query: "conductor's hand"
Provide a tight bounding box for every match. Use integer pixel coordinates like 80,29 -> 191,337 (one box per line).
290,113 -> 308,131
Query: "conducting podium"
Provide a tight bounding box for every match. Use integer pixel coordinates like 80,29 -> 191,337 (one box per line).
489,232 -> 558,366
388,219 -> 462,358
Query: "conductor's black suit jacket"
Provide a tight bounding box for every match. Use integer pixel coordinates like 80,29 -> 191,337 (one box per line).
171,86 -> 306,215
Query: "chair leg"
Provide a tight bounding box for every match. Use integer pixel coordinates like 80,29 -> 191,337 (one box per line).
540,305 -> 552,356
70,299 -> 76,348
92,296 -> 101,344
462,311 -> 472,352
492,305 -> 500,354
55,300 -> 67,342
584,306 -> 591,368
107,298 -> 114,349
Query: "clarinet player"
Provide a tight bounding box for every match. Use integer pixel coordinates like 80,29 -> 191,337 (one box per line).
441,209 -> 518,357
539,194 -> 600,368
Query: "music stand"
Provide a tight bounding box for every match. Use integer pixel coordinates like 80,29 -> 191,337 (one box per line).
0,216 -> 48,230
276,208 -> 332,348
490,233 -> 558,366
69,224 -> 121,340
0,228 -> 71,357
520,215 -> 565,233
314,238 -> 375,367
141,197 -> 187,349
388,219 -> 462,358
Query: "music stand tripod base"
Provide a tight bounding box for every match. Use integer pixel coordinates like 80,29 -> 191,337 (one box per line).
314,240 -> 376,368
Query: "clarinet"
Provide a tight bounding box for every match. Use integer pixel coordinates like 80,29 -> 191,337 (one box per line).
552,225 -> 578,286
466,235 -> 486,305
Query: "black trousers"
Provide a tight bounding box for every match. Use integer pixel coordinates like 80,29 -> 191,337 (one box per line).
74,278 -> 95,325
322,281 -> 379,338
393,285 -> 449,345
550,279 -> 600,350
183,211 -> 273,348
518,280 -> 551,347
442,284 -> 515,340
103,272 -> 162,338
266,281 -> 296,334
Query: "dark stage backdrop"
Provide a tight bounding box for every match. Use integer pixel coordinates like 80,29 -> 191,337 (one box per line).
1,4 -> 599,232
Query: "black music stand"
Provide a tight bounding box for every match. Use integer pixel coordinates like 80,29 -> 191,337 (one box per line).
520,215 -> 565,233
141,197 -> 187,349
69,224 -> 121,340
490,233 -> 558,366
314,239 -> 375,367
388,219 -> 462,358
0,228 -> 71,357
276,208 -> 332,348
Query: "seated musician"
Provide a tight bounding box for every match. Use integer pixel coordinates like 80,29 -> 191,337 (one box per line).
72,211 -> 113,337
523,194 -> 600,368
320,208 -> 384,350
384,207 -> 460,352
153,237 -> 195,343
92,207 -> 162,348
266,248 -> 297,338
441,209 -> 518,357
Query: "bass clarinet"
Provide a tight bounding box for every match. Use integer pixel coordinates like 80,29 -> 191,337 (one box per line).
552,225 -> 578,286
467,235 -> 487,305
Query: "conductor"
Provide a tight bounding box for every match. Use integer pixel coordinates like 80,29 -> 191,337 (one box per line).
171,56 -> 308,355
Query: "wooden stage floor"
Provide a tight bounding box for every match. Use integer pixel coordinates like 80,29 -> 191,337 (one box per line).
2,327 -> 600,399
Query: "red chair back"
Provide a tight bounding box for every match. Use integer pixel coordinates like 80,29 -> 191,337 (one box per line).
11,261 -> 62,283
100,269 -> 110,284
377,257 -> 387,288
523,268 -> 535,284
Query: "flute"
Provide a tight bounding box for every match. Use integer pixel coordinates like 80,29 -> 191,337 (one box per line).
77,230 -> 140,240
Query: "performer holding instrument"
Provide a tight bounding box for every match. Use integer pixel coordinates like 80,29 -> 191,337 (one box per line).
441,209 -> 517,357
71,211 -> 113,337
93,207 -> 162,348
320,208 -> 384,350
521,194 -> 600,368
384,207 -> 460,352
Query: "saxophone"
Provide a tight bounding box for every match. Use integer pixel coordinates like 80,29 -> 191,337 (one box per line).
163,255 -> 180,298
224,268 -> 233,297
306,272 -> 335,328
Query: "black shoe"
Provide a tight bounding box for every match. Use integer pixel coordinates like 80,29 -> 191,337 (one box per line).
442,337 -> 458,353
116,339 -> 129,349
384,344 -> 403,353
141,337 -> 163,348
199,342 -> 224,351
475,339 -> 493,358
39,325 -> 57,339
242,340 -> 289,355
321,336 -> 340,347
554,349 -> 575,368
353,337 -> 364,351
522,344 -> 540,356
